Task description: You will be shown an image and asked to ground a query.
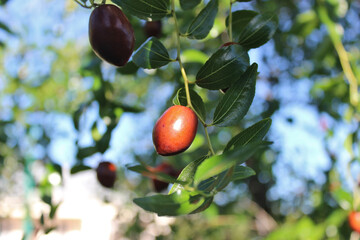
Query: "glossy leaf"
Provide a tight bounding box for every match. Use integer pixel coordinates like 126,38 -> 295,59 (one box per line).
231,165 -> 255,181
226,10 -> 258,40
186,0 -> 218,39
132,37 -> 172,69
180,0 -> 202,10
212,63 -> 258,126
238,13 -> 278,49
169,156 -> 208,194
173,88 -> 206,123
214,166 -> 234,191
70,164 -> 92,174
196,45 -> 249,90
112,0 -> 170,21
224,118 -> 272,152
127,165 -> 185,184
133,190 -> 206,216
194,141 -> 269,184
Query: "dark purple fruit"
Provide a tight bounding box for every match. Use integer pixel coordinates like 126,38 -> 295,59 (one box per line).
89,4 -> 135,67
96,161 -> 117,188
144,21 -> 162,38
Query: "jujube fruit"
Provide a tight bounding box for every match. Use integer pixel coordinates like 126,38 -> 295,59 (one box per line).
89,4 -> 135,67
349,211 -> 360,233
153,105 -> 198,156
151,162 -> 180,192
144,21 -> 162,38
96,161 -> 117,188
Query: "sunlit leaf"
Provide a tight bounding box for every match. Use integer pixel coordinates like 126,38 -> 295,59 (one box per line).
132,37 -> 172,69
194,141 -> 269,184
196,45 -> 249,90
186,0 -> 218,39
133,190 -> 206,216
212,63 -> 258,126
169,156 -> 208,194
112,0 -> 170,21
182,49 -> 208,64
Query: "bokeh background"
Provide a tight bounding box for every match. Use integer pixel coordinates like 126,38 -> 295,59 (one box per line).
0,0 -> 359,239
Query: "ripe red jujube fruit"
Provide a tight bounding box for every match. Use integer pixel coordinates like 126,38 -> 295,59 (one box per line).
89,4 -> 135,67
153,105 -> 198,156
349,211 -> 360,233
96,161 -> 117,188
151,162 -> 180,192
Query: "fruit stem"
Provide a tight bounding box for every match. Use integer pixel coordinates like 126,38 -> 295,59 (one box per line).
229,0 -> 233,42
204,127 -> 216,155
317,0 -> 359,107
171,0 -> 193,109
171,0 -> 216,156
73,0 -> 92,8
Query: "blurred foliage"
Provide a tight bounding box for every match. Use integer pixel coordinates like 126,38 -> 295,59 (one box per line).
0,0 -> 359,239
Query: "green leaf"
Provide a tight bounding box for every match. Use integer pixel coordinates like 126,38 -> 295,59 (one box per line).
133,191 -> 206,216
194,141 -> 269,185
42,195 -> 52,205
45,227 -> 56,234
180,0 -> 202,10
40,213 -> 45,226
76,147 -> 97,160
237,13 -> 278,49
196,45 -> 249,90
169,156 -> 208,194
212,63 -> 257,126
236,0 -> 252,2
289,10 -> 319,37
132,37 -> 172,69
226,10 -> 258,40
182,49 -> 208,64
224,118 -> 272,152
186,0 -> 218,39
231,165 -> 255,181
117,61 -> 139,75
173,88 -> 206,123
214,166 -> 234,191
70,164 -> 92,174
127,165 -> 185,184
112,0 -> 170,21
49,203 -> 61,219
0,21 -> 13,35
